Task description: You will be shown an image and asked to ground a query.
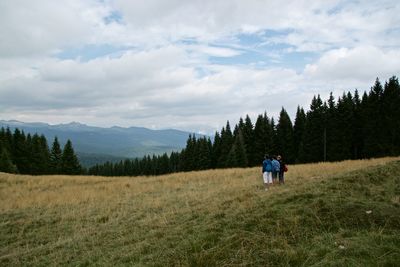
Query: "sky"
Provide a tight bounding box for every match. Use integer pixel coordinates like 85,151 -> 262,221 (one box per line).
1,0 -> 400,134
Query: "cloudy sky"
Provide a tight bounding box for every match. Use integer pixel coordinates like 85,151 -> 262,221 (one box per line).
1,0 -> 399,134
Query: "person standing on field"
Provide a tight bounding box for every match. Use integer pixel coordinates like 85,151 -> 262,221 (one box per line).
262,155 -> 273,191
277,155 -> 286,184
271,156 -> 280,184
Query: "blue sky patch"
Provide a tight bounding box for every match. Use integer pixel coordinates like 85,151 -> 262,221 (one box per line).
56,44 -> 129,61
208,30 -> 315,70
104,10 -> 123,24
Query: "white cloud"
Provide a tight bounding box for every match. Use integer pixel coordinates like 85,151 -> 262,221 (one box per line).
304,46 -> 400,82
187,45 -> 242,58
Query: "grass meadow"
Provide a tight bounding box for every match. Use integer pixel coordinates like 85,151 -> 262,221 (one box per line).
1,157 -> 400,266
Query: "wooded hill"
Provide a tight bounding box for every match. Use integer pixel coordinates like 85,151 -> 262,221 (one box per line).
0,129 -> 81,175
89,76 -> 400,177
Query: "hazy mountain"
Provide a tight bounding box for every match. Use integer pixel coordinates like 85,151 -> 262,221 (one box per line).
0,120 -> 196,166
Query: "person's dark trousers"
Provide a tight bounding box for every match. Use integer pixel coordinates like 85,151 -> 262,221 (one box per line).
279,172 -> 284,184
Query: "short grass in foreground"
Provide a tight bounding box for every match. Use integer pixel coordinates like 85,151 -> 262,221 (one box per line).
1,157 -> 400,266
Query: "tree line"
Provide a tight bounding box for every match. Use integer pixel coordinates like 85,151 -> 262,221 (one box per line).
0,128 -> 82,175
88,76 -> 400,177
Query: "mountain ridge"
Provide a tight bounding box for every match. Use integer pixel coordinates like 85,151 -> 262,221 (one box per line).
0,120 -> 200,166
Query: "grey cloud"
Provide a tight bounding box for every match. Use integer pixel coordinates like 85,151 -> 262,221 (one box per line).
0,0 -> 107,58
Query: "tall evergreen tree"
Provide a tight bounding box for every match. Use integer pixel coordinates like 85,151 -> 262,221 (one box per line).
363,78 -> 384,157
324,93 -> 340,161
299,95 -> 325,163
4,128 -> 13,158
197,137 -> 212,170
276,108 -> 294,163
382,76 -> 400,155
254,112 -> 274,164
243,115 -> 255,166
253,114 -> 267,164
30,134 -> 46,175
61,140 -> 81,175
0,128 -> 4,155
211,132 -> 222,168
37,134 -> 51,174
218,121 -> 233,168
169,151 -> 180,173
25,133 -> 33,170
352,90 -> 364,159
335,92 -> 355,160
12,129 -> 30,174
182,134 -> 196,171
159,153 -> 170,174
50,137 -> 63,174
270,117 -> 278,156
226,128 -> 248,167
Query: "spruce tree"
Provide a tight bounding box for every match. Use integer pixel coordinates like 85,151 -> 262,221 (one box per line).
243,115 -> 255,166
28,134 -> 50,175
30,134 -> 45,175
382,76 -> 400,155
253,113 -> 270,164
363,78 -> 384,157
39,135 -> 51,174
352,90 -> 364,159
159,153 -> 170,174
0,129 -> 3,156
4,128 -> 13,158
335,92 -> 355,160
50,137 -> 63,174
270,117 -> 278,156
218,121 -> 233,168
61,140 -> 81,175
299,95 -> 325,163
12,129 -> 30,174
169,152 -> 180,173
211,132 -> 222,168
197,137 -> 212,170
25,134 -> 33,170
182,134 -> 196,171
226,128 -> 248,167
276,108 -> 294,163
324,93 -> 340,161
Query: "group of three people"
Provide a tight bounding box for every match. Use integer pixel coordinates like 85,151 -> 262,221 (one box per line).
262,155 -> 286,191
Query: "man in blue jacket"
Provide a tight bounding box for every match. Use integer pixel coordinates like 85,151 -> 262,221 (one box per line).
262,155 -> 273,191
271,156 -> 280,184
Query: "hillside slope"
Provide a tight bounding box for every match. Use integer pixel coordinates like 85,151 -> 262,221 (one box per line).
1,157 -> 399,266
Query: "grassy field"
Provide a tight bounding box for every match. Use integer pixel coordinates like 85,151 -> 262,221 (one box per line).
1,157 -> 400,266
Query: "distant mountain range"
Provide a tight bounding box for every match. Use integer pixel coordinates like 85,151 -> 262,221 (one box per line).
0,120 -> 197,167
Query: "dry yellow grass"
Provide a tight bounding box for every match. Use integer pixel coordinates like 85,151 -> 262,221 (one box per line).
1,157 -> 398,213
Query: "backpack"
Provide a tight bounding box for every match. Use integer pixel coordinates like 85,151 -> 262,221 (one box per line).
284,164 -> 288,172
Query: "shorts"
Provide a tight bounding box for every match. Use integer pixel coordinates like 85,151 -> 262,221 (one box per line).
263,172 -> 273,184
272,171 -> 278,180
